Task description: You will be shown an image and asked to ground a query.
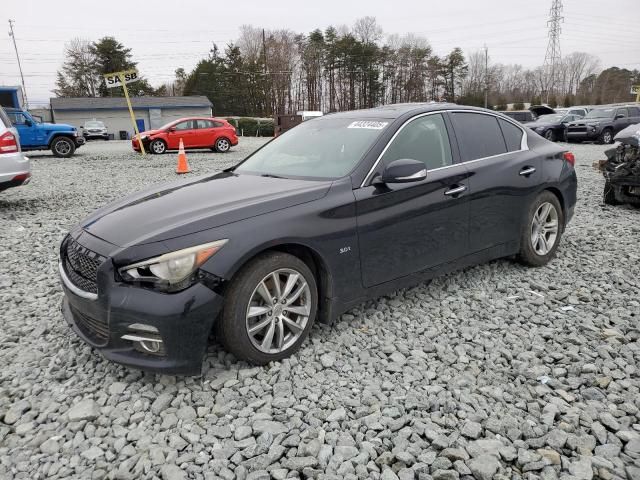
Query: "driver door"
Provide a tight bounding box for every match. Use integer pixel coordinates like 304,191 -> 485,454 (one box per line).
354,113 -> 470,287
8,112 -> 36,145
166,120 -> 196,149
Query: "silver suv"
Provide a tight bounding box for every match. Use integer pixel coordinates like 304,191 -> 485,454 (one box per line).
0,105 -> 30,192
81,120 -> 109,140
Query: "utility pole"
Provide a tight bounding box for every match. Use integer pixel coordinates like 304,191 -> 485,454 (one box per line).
484,44 -> 489,109
8,20 -> 29,109
542,0 -> 563,104
262,28 -> 270,116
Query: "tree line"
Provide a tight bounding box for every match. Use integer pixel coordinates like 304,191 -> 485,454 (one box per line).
55,18 -> 640,115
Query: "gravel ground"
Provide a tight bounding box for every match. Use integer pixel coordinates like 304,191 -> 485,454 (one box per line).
1,139 -> 639,480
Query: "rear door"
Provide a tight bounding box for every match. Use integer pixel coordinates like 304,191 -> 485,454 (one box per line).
628,107 -> 640,126
355,113 -> 470,287
195,119 -> 217,147
450,111 -> 543,252
166,120 -> 196,149
613,108 -> 630,133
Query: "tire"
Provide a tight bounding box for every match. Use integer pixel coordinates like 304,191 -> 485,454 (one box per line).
599,129 -> 613,145
544,129 -> 555,142
51,136 -> 75,158
603,180 -> 620,205
517,191 -> 564,267
150,139 -> 167,154
215,137 -> 231,153
218,252 -> 318,365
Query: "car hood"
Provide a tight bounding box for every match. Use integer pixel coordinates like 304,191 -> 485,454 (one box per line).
139,129 -> 163,136
42,122 -> 75,132
527,120 -> 560,129
80,172 -> 332,247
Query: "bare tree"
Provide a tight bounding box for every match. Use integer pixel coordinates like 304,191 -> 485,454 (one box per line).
353,16 -> 383,45
54,38 -> 100,97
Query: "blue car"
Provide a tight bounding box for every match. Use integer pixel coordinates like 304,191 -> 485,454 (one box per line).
5,108 -> 84,157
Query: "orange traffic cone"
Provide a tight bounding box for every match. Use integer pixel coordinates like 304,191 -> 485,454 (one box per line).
176,138 -> 191,174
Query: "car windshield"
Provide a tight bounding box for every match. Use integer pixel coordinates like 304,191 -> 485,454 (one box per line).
585,108 -> 615,119
235,117 -> 390,179
85,121 -> 104,128
538,114 -> 564,122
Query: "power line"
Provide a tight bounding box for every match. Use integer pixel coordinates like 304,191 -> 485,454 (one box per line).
542,0 -> 563,103
8,19 -> 29,108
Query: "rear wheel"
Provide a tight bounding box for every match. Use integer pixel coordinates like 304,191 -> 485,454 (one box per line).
215,137 -> 231,153
603,181 -> 620,205
518,191 -> 564,267
150,139 -> 166,154
51,137 -> 75,158
218,252 -> 317,365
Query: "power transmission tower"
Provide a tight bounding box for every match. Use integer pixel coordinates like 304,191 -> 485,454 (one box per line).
542,0 -> 563,104
8,19 -> 29,108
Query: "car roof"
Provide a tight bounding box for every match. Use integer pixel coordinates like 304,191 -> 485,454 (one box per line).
172,116 -> 228,122
321,102 -> 507,120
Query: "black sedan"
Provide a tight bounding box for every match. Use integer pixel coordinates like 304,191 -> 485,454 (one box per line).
59,104 -> 578,374
526,113 -> 583,142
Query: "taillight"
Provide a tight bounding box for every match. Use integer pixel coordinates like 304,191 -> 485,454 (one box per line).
563,151 -> 575,167
0,131 -> 19,153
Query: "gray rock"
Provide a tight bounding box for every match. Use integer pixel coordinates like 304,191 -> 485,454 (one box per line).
253,420 -> 288,435
461,421 -> 482,439
320,353 -> 336,368
281,456 -> 318,470
467,454 -> 500,480
432,470 -> 459,480
382,469 -> 401,480
568,458 -> 593,480
161,465 -> 187,480
67,399 -> 100,422
327,407 -> 347,422
235,425 -> 252,441
151,393 -> 174,414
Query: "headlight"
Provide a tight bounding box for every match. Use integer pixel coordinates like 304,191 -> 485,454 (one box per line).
119,240 -> 227,291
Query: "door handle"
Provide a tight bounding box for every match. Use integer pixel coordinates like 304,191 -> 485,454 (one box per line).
519,167 -> 536,176
444,185 -> 467,196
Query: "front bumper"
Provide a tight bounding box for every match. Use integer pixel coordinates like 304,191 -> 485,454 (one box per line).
59,237 -> 224,375
567,126 -> 600,141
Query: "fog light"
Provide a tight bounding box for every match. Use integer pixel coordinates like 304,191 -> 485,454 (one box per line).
122,324 -> 165,356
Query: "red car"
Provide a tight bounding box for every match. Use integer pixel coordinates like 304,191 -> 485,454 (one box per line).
132,117 -> 238,154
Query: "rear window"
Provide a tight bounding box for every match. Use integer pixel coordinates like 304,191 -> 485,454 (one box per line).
629,107 -> 640,116
0,107 -> 11,129
498,119 -> 524,152
450,112 -> 507,161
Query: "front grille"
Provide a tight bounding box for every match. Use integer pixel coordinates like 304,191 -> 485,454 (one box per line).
70,305 -> 109,345
63,237 -> 105,294
569,126 -> 587,133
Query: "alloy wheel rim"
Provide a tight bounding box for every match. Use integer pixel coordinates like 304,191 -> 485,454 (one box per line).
530,202 -> 559,256
604,131 -> 612,143
153,142 -> 165,153
56,141 -> 71,155
218,139 -> 229,151
245,268 -> 310,354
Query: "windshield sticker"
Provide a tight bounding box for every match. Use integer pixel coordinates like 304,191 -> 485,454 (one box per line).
348,121 -> 388,130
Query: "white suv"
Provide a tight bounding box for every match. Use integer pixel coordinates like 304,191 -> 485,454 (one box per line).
0,105 -> 30,192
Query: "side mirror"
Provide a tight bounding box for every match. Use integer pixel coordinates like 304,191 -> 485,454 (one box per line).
24,119 -> 33,127
376,159 -> 427,185
168,127 -> 176,132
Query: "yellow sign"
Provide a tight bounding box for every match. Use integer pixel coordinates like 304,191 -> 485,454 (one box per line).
632,85 -> 640,102
103,69 -> 145,155
103,69 -> 139,89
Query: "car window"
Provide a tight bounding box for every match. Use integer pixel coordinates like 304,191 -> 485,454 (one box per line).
617,108 -> 628,118
174,120 -> 194,130
380,114 -> 452,171
451,112 -> 507,161
212,121 -> 225,128
629,107 -> 640,116
498,119 -> 524,152
0,107 -> 11,129
197,120 -> 214,129
7,112 -> 27,125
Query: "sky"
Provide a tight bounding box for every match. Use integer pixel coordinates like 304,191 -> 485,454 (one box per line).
2,0 -> 639,106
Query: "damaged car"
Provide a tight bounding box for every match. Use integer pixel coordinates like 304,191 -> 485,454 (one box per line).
603,123 -> 640,206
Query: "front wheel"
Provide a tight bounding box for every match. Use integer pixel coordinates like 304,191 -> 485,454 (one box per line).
599,129 -> 613,145
603,181 -> 620,205
544,129 -> 555,142
150,139 -> 166,154
218,252 -> 318,365
215,137 -> 231,153
518,191 -> 564,267
51,137 -> 76,158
